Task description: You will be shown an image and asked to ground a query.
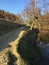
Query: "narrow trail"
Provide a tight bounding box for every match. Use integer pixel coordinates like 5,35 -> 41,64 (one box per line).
0,26 -> 49,65
0,26 -> 26,51
0,26 -> 28,65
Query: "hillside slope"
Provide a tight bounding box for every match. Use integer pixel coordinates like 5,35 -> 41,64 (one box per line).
0,18 -> 24,36
0,26 -> 27,65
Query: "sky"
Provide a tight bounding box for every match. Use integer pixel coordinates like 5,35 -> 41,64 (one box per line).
0,0 -> 49,14
0,0 -> 29,14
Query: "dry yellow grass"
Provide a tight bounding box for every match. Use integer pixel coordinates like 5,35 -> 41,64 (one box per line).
0,48 -> 9,65
9,30 -> 28,65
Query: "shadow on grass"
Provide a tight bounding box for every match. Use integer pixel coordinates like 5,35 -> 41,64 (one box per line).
8,51 -> 17,65
17,28 -> 43,65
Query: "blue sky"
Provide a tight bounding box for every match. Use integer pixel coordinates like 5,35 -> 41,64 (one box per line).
0,0 -> 49,14
0,0 -> 29,14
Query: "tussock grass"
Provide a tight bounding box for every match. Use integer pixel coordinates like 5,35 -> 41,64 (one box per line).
17,28 -> 42,65
9,30 -> 28,65
9,28 -> 49,65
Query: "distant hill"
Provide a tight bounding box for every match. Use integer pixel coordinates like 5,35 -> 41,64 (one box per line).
0,10 -> 24,35
0,18 -> 24,36
0,10 -> 23,24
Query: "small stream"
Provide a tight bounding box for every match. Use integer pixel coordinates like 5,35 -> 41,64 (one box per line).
38,41 -> 49,65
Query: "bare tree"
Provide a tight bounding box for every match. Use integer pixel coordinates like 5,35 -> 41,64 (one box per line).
22,0 -> 49,30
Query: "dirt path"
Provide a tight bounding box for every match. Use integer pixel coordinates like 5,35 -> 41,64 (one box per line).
0,26 -> 28,65
0,26 -> 26,51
